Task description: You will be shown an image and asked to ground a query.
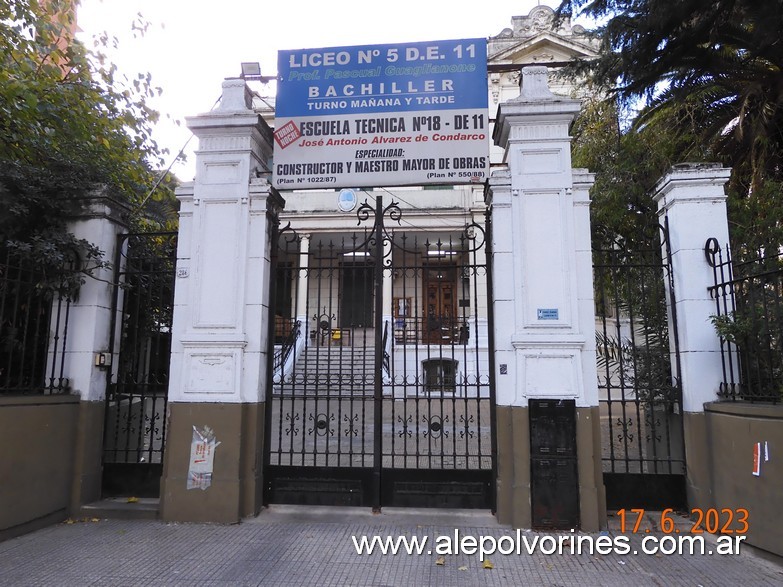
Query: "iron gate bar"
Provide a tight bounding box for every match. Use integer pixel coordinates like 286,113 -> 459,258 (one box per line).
705,237 -> 783,403
0,246 -> 73,395
102,232 -> 177,497
264,195 -> 494,508
592,222 -> 685,508
372,196 -> 384,510
485,205 -> 498,513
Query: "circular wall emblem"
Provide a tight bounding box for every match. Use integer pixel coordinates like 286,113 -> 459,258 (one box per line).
338,189 -> 357,212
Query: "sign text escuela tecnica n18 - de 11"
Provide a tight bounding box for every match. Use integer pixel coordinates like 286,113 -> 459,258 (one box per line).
273,39 -> 489,190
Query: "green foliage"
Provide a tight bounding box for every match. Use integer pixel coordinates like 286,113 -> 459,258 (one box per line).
710,305 -> 783,402
572,97 -> 709,247
0,0 -> 175,287
727,179 -> 783,259
559,0 -> 783,254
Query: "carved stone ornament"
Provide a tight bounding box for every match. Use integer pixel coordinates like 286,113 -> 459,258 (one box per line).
520,6 -> 554,34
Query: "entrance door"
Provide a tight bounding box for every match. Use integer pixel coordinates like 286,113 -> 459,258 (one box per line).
264,197 -> 495,509
423,265 -> 457,344
530,399 -> 579,529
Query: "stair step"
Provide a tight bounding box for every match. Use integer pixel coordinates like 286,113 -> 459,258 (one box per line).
79,497 -> 159,521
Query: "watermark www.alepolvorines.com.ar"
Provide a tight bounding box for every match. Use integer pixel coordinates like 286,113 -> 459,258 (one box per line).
351,529 -> 746,560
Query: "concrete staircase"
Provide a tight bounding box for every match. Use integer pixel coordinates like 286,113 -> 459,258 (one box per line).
280,345 -> 378,393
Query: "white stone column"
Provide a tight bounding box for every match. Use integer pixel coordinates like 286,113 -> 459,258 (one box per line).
295,234 -> 311,328
492,66 -> 595,408
167,78 -> 278,406
489,66 -> 603,531
573,169 -> 599,407
60,194 -> 130,401
486,169 -> 515,405
471,237 -> 490,349
653,164 -> 733,412
161,78 -> 282,523
652,164 -> 732,512
61,193 -> 132,512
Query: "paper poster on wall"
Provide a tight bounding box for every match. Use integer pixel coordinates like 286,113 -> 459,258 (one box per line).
187,425 -> 221,490
752,442 -> 761,477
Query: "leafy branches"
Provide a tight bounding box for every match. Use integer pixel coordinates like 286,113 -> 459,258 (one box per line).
0,0 -> 175,286
559,0 -> 783,252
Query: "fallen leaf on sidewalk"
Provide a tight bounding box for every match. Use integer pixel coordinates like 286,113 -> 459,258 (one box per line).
91,518 -> 101,523
483,559 -> 494,569
127,497 -> 139,503
458,566 -> 468,571
435,557 -> 445,566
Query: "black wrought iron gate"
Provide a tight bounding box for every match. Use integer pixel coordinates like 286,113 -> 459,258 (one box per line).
592,222 -> 686,509
102,232 -> 177,497
265,197 -> 495,509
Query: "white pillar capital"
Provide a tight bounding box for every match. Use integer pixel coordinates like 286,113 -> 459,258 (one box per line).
653,163 -> 732,211
217,77 -> 254,112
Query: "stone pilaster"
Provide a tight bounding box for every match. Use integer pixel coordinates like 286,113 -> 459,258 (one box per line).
160,78 -> 284,523
63,192 -> 132,514
489,66 -> 604,530
653,163 -> 732,511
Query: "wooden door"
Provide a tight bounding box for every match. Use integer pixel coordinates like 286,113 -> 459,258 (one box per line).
423,266 -> 456,343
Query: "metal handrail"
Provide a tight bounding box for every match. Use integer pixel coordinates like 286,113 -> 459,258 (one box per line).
274,319 -> 301,374
382,319 -> 391,376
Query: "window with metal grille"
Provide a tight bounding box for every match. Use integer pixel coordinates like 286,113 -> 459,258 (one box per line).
423,359 -> 457,393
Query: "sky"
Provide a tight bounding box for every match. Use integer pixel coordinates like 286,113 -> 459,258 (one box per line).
76,0 -> 561,181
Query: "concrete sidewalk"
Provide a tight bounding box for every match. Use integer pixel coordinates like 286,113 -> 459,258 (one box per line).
1,506 -> 781,586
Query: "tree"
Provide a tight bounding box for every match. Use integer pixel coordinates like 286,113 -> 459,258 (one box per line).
0,0 -> 172,292
557,0 -> 783,251
571,96 -> 708,246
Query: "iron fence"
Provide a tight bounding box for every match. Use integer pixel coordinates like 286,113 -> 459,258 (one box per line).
592,224 -> 686,509
706,238 -> 783,403
0,246 -> 73,395
102,231 -> 177,497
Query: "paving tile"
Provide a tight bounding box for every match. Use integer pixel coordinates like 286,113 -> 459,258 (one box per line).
0,509 -> 780,587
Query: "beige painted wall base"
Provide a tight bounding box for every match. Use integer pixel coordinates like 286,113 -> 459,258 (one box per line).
160,402 -> 265,524
495,405 -> 606,531
0,395 -> 79,539
702,402 -> 783,557
682,411 -> 714,513
576,406 -> 607,532
69,401 -> 105,515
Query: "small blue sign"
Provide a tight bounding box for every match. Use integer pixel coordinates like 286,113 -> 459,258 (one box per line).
537,308 -> 559,320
